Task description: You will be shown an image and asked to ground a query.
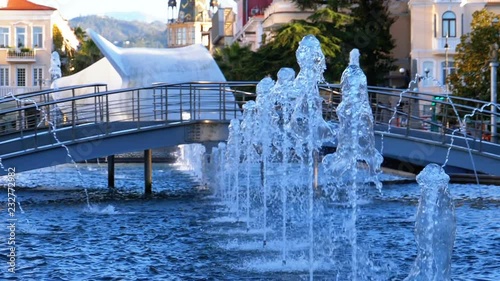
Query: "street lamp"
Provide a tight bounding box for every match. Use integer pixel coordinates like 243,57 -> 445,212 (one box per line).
444,34 -> 449,92
491,17 -> 499,143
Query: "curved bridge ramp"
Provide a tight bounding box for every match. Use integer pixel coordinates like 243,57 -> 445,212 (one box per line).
322,85 -> 500,177
0,82 -> 247,175
0,82 -> 499,177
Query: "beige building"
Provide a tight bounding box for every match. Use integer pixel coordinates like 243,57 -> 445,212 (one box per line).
0,0 -> 76,97
407,0 -> 500,116
232,0 -> 312,51
212,0 -> 412,87
408,0 -> 500,91
166,0 -> 213,48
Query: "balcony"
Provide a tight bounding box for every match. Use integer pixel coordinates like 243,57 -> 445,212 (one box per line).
211,8 -> 235,45
6,48 -> 36,63
262,0 -> 313,31
433,37 -> 460,55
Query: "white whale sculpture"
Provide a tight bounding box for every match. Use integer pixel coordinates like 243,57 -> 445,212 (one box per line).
51,29 -> 234,122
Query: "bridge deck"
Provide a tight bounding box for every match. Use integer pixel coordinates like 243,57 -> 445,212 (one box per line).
1,81 -> 499,177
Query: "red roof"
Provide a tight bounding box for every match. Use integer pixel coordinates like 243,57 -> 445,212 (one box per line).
0,0 -> 56,11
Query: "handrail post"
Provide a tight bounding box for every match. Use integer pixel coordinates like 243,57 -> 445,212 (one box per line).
71,101 -> 76,139
132,90 -> 135,121
222,82 -> 226,120
219,83 -> 222,120
406,96 -> 412,137
165,86 -> 168,122
72,88 -> 76,139
180,85 -> 183,121
198,87 -> 201,120
189,84 -> 193,120
106,94 -> 110,134
94,96 -> 98,123
137,90 -> 141,129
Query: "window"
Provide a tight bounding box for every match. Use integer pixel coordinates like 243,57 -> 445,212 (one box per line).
422,61 -> 434,87
33,26 -> 43,48
17,67 -> 26,87
461,14 -> 464,36
442,61 -> 455,85
33,67 -> 43,86
442,11 -> 456,37
0,67 -> 9,86
0,27 -> 9,48
176,27 -> 186,45
16,27 -> 26,48
190,26 -> 195,44
167,27 -> 174,46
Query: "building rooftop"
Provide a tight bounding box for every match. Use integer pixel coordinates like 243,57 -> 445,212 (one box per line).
0,0 -> 56,11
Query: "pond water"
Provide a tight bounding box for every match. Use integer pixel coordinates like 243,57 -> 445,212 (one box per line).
0,163 -> 498,280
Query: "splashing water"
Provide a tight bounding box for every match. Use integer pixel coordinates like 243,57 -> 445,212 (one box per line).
1,91 -> 95,208
404,163 -> 455,281
200,34 -> 463,280
207,36 -> 390,280
176,144 -> 207,182
322,49 -> 383,190
321,48 -> 384,280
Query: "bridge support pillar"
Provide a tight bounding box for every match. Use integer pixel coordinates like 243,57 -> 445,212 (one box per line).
144,149 -> 152,194
108,155 -> 115,188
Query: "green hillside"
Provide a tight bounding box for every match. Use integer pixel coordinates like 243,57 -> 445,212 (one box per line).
70,15 -> 167,48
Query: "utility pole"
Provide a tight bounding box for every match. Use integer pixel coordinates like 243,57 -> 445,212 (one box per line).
490,42 -> 498,143
444,34 -> 450,93
491,17 -> 499,143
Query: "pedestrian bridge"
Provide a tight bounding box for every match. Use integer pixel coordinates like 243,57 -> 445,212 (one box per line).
0,81 -> 499,178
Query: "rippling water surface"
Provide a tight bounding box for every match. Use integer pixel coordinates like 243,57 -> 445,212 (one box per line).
0,163 -> 498,280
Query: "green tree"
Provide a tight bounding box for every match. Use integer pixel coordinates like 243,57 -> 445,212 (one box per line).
346,0 -> 396,86
290,0 -> 351,12
53,25 -> 75,76
253,6 -> 350,82
71,28 -> 104,74
449,9 -> 500,102
73,26 -> 86,43
213,42 -> 259,81
73,39 -> 103,73
53,25 -> 64,51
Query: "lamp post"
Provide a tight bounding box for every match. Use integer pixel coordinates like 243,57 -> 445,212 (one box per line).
444,34 -> 449,93
491,18 -> 499,143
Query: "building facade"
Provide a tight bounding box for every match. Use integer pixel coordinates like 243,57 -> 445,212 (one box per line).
408,0 -> 500,92
0,0 -> 66,97
166,0 -> 213,48
407,0 -> 500,117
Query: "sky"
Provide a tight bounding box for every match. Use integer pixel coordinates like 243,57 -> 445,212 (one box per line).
33,0 -> 169,21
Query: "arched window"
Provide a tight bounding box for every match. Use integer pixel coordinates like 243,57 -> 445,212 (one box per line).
442,11 -> 456,37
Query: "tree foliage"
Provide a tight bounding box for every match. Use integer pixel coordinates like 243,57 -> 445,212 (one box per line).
449,9 -> 500,102
52,25 -> 74,76
213,42 -> 259,81
214,0 -> 396,85
53,25 -> 64,51
346,0 -> 396,86
71,27 -> 104,74
254,18 -> 344,81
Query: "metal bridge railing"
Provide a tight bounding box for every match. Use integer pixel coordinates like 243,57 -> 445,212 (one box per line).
0,82 -> 256,152
319,84 -> 500,147
0,81 -> 498,156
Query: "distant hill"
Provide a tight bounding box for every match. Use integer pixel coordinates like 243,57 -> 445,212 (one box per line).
103,11 -> 165,23
70,15 -> 167,48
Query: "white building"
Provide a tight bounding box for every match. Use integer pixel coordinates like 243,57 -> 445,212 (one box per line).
0,0 -> 77,97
